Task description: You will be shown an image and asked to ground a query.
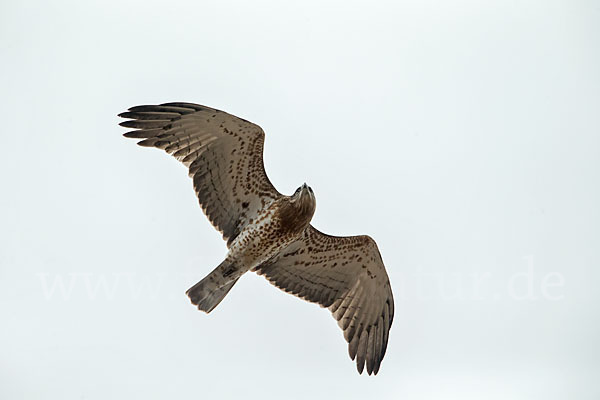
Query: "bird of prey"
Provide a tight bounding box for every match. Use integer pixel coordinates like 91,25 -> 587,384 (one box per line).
118,102 -> 394,375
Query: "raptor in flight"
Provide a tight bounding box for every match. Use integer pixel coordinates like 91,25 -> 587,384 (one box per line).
119,102 -> 394,375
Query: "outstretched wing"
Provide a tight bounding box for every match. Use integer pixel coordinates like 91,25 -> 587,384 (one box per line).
119,102 -> 281,245
254,225 -> 394,375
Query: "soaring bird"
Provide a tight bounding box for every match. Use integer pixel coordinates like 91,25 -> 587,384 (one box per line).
119,102 -> 394,375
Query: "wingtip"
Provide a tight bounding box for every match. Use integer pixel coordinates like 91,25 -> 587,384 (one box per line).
357,360 -> 365,375
373,362 -> 381,375
137,138 -> 158,147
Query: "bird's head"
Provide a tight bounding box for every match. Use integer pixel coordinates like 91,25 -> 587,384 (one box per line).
291,182 -> 316,217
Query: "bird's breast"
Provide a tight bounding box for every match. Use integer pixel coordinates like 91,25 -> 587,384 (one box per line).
227,199 -> 311,269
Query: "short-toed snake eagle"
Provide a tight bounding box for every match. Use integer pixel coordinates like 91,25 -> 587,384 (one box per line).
119,102 -> 394,375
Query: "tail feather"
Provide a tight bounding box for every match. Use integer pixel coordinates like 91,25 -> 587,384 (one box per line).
186,261 -> 240,313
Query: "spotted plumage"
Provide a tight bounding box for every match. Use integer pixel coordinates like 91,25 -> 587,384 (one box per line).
119,102 -> 394,375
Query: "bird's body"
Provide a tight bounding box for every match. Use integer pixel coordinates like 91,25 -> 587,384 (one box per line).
188,186 -> 316,312
229,186 -> 316,271
119,102 -> 394,375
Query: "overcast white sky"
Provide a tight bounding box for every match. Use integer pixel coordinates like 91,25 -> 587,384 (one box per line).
1,0 -> 599,398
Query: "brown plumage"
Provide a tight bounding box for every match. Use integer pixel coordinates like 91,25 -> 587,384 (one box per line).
119,102 -> 394,375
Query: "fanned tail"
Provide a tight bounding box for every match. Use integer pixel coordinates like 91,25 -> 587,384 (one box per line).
186,261 -> 240,313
